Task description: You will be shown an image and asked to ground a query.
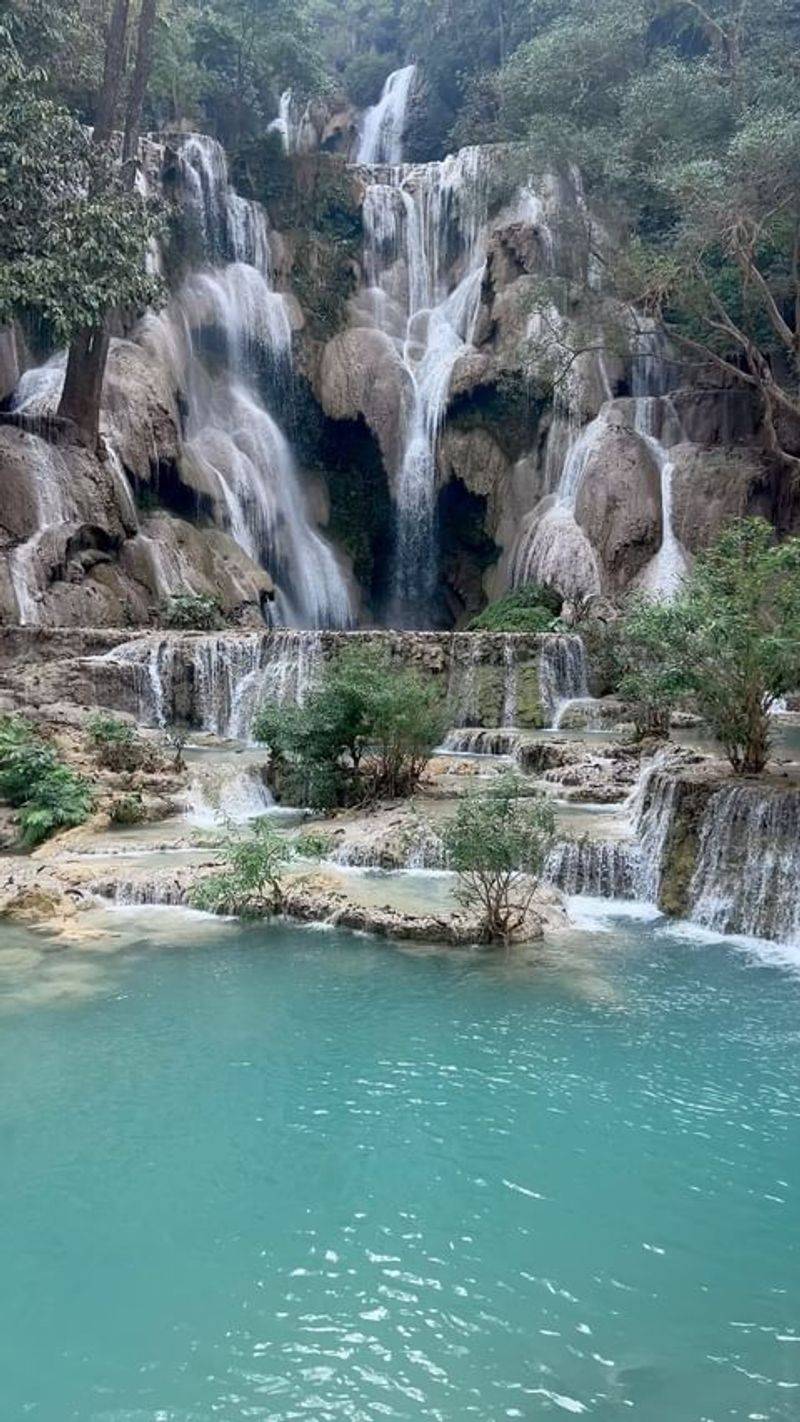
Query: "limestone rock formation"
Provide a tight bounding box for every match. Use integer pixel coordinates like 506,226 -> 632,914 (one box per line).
318,327 -> 412,475
574,414 -> 663,588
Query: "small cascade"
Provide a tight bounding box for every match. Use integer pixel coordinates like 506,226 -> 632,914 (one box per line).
510,410 -> 606,602
628,752 -> 681,903
357,65 -> 416,165
97,631 -> 324,736
632,331 -> 690,599
7,440 -> 70,625
442,728 -> 520,757
446,632 -> 485,727
538,635 -> 589,727
185,761 -> 274,828
140,135 -> 352,629
358,147 -> 490,622
268,90 -> 316,155
689,786 -> 800,945
545,839 -> 642,900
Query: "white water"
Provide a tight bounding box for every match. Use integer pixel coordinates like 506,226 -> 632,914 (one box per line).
631,332 -> 689,599
7,439 -> 71,625
510,410 -> 606,603
185,761 -> 275,828
357,65 -> 416,165
689,785 -> 800,946
269,90 -> 316,156
538,634 -> 590,727
98,630 -> 324,736
140,135 -> 352,629
359,147 -> 489,620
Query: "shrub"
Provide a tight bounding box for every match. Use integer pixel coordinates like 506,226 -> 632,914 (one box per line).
191,820 -> 295,917
109,793 -> 147,826
613,596 -> 690,740
681,519 -> 800,773
253,646 -> 448,810
470,586 -> 562,634
440,774 -> 556,944
160,593 -> 225,631
86,713 -> 156,773
0,717 -> 93,848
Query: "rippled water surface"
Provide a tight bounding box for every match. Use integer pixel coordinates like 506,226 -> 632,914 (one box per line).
1,908 -> 799,1420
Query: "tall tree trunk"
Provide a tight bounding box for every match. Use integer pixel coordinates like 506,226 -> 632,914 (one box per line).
58,0 -> 131,446
123,0 -> 158,178
57,329 -> 111,448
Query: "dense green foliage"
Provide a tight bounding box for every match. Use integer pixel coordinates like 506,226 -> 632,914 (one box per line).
253,646 -> 448,810
616,519 -> 800,772
614,597 -> 691,740
86,713 -> 160,772
440,773 -> 555,944
469,585 -> 561,634
0,717 -> 93,847
160,593 -> 226,631
679,519 -> 800,773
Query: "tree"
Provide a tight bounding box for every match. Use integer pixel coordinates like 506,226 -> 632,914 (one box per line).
0,30 -> 161,443
614,595 -> 691,740
253,645 -> 448,810
440,774 -> 555,944
680,519 -> 800,773
57,0 -> 161,445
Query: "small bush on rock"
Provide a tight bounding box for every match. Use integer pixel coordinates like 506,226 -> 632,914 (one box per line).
440,774 -> 555,944
191,820 -> 295,917
160,594 -> 225,632
109,793 -> 147,826
86,714 -> 156,773
470,586 -> 562,634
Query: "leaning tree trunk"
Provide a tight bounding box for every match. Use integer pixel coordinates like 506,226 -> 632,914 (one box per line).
123,0 -> 158,176
57,0 -> 131,446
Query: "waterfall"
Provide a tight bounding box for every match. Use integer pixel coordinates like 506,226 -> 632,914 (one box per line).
359,147 -> 490,622
689,786 -> 800,945
509,411 -> 605,603
185,761 -> 275,828
627,752 -> 681,903
7,440 -> 71,625
545,839 -> 642,900
97,630 -> 324,736
538,635 -> 589,727
139,135 -> 353,629
269,90 -> 317,155
357,65 -> 416,165
631,331 -> 689,600
442,728 -> 520,756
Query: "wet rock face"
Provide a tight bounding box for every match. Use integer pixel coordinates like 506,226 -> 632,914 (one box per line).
574,418 -> 663,589
669,445 -> 776,553
317,327 -> 412,478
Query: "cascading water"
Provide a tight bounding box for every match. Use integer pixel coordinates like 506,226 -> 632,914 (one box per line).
631,331 -> 690,599
509,410 -> 606,603
545,839 -> 642,900
357,65 -> 417,165
358,147 -> 490,623
689,786 -> 800,945
97,631 -> 324,737
7,441 -> 71,625
538,634 -> 590,727
140,135 -> 352,629
627,751 -> 680,903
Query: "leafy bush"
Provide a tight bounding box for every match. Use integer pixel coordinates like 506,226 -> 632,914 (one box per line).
0,717 -> 93,848
191,820 -> 295,918
681,519 -> 800,774
614,596 -> 689,740
160,593 -> 225,632
470,586 -> 562,634
86,713 -> 156,772
109,794 -> 147,826
440,774 -> 555,944
253,646 -> 448,811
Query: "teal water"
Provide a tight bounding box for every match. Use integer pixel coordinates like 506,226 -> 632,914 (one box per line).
1,907 -> 799,1420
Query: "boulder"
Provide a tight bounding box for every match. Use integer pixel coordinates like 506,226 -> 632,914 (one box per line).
437,426 -> 509,529
101,338 -> 182,483
318,327 -> 412,475
669,444 -> 775,553
574,413 -> 663,589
